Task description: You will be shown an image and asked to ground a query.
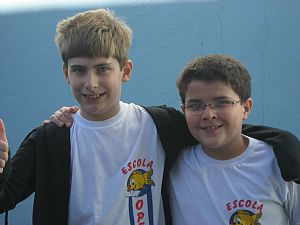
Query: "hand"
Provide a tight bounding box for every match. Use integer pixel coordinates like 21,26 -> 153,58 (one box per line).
0,119 -> 9,174
43,106 -> 79,127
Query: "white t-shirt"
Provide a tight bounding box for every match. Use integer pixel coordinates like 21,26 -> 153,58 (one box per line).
169,136 -> 300,225
68,102 -> 166,225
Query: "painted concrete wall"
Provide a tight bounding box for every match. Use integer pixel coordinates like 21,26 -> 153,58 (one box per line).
0,0 -> 299,224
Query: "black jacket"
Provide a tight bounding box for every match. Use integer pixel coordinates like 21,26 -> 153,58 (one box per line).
1,106 -> 299,225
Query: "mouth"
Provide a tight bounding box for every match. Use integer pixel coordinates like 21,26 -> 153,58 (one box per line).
82,92 -> 106,99
201,124 -> 223,131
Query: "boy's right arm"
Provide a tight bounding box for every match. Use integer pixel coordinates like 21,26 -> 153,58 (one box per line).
0,121 -> 39,213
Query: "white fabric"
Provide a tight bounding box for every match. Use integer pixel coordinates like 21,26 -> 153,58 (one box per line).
169,136 -> 300,225
68,102 -> 166,225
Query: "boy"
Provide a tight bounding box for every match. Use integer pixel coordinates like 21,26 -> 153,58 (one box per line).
0,8 -> 168,225
170,54 -> 300,224
1,9 -> 299,225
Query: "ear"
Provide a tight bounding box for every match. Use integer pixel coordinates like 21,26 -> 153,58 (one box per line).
121,60 -> 133,82
242,98 -> 253,120
62,63 -> 70,84
181,103 -> 186,114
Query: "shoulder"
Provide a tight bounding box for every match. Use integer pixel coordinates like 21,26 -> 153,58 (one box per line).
142,105 -> 197,171
142,105 -> 188,142
37,122 -> 69,135
23,123 -> 70,143
17,123 -> 71,159
142,105 -> 184,124
246,136 -> 277,163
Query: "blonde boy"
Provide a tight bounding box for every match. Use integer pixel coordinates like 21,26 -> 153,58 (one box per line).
0,9 -> 167,225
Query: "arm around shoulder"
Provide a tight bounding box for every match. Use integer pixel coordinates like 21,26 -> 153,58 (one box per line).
144,105 -> 197,170
242,124 -> 300,183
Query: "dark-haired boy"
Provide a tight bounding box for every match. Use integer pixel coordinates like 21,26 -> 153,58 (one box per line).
170,54 -> 300,224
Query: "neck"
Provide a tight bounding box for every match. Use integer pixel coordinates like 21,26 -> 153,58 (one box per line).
203,135 -> 249,160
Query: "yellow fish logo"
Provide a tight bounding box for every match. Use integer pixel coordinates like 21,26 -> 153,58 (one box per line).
230,210 -> 262,225
127,169 -> 155,192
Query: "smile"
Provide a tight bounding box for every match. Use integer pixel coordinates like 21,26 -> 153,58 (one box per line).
201,124 -> 223,130
83,92 -> 106,99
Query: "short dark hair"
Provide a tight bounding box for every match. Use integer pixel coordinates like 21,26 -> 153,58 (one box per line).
176,54 -> 251,103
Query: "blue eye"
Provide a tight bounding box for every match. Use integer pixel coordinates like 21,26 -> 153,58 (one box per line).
70,66 -> 86,74
96,65 -> 112,74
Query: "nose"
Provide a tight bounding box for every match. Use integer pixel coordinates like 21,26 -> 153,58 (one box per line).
85,72 -> 99,90
201,105 -> 217,120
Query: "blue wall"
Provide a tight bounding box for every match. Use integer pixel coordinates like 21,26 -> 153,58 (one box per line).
1,0 -> 300,224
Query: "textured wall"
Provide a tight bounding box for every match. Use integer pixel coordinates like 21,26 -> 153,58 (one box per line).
0,0 -> 300,224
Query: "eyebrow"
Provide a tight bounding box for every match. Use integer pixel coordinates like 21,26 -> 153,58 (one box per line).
185,99 -> 203,104
69,63 -> 112,68
94,63 -> 112,68
186,96 -> 233,103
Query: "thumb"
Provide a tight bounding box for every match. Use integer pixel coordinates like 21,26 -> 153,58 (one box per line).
0,119 -> 8,143
70,106 -> 80,113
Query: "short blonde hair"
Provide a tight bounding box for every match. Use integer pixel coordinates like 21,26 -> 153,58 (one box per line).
55,8 -> 132,67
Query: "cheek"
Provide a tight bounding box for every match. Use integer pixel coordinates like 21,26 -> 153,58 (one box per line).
69,79 -> 82,90
100,77 -> 114,88
185,114 -> 199,128
223,111 -> 244,128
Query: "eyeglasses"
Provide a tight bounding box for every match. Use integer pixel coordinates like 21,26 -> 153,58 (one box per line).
183,100 -> 241,115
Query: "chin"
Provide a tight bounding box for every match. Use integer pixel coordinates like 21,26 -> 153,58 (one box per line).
201,138 -> 223,149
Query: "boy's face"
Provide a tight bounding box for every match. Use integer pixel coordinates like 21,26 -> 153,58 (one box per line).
63,57 -> 132,121
182,80 -> 252,160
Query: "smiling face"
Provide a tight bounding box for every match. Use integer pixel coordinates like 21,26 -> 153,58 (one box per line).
63,57 -> 132,121
183,80 -> 253,160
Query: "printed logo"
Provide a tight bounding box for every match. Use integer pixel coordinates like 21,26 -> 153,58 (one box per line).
226,199 -> 263,225
122,159 -> 155,225
229,210 -> 262,225
127,169 -> 155,193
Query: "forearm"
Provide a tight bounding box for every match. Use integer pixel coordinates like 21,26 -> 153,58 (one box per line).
0,130 -> 37,213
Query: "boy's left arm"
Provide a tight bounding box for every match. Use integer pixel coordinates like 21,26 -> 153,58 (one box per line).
242,124 -> 300,184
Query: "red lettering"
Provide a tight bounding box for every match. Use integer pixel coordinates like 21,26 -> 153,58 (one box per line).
122,159 -> 154,174
142,159 -> 146,167
128,162 -> 132,172
136,200 -> 145,224
252,201 -> 257,209
233,200 -> 238,209
245,200 -> 251,208
227,199 -> 264,212
136,200 -> 144,210
137,158 -> 142,167
147,161 -> 153,169
121,167 -> 127,174
239,200 -> 244,207
137,212 -> 144,223
226,202 -> 232,211
257,204 -> 264,211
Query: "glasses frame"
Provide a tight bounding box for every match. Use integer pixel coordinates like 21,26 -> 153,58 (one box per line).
182,100 -> 241,115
